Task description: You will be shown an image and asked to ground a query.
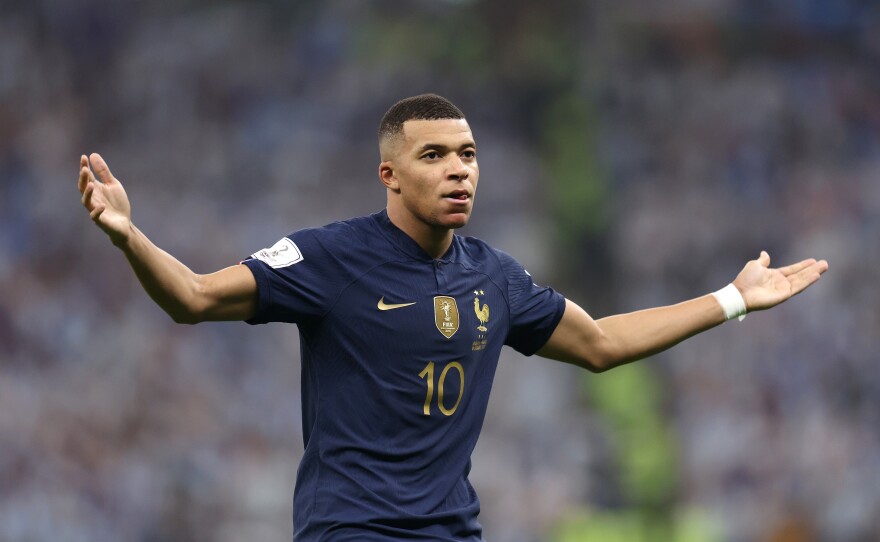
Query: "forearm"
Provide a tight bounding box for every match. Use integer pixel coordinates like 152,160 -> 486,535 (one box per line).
595,294 -> 725,369
539,253 -> 827,372
80,154 -> 257,323
115,224 -> 205,323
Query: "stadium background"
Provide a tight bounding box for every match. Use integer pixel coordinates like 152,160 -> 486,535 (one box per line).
0,0 -> 877,540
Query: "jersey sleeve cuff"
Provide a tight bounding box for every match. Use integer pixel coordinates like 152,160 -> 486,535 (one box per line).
241,259 -> 272,325
519,293 -> 567,357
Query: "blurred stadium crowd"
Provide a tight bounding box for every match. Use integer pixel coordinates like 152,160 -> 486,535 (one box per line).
0,0 -> 877,541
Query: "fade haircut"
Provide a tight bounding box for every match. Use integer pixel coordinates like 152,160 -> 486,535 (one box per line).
378,93 -> 465,144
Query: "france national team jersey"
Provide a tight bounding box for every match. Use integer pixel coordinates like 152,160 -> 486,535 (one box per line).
242,210 -> 566,541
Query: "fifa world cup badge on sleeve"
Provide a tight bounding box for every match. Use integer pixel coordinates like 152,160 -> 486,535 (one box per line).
253,238 -> 303,268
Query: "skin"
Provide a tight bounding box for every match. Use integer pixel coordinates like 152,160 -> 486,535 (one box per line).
379,118 -> 479,259
78,153 -> 258,324
78,118 -> 829,371
536,251 -> 827,371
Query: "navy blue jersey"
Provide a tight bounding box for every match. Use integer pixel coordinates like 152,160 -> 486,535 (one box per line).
242,210 -> 565,541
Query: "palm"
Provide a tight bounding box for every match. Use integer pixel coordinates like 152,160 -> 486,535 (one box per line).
78,154 -> 132,245
733,251 -> 828,312
92,180 -> 130,233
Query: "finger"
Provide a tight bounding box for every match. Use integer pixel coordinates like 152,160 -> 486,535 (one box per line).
788,262 -> 827,295
758,250 -> 771,267
78,163 -> 89,194
789,273 -> 820,296
82,182 -> 95,208
777,258 -> 817,277
89,153 -> 116,185
90,204 -> 105,221
84,154 -> 98,185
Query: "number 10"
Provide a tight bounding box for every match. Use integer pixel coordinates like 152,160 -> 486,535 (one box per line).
418,361 -> 465,416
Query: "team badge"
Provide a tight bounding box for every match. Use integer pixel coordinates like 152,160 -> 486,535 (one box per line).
472,290 -> 489,351
434,296 -> 459,338
473,290 -> 489,332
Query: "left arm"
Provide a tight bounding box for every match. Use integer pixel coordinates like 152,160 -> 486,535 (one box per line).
536,252 -> 828,372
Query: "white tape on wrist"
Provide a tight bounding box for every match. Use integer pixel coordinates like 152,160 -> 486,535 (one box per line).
712,283 -> 748,322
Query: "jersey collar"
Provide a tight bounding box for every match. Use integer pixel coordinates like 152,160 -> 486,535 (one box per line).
372,209 -> 458,263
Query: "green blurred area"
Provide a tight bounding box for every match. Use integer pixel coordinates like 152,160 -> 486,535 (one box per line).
552,506 -> 723,542
2,0 -> 874,539
553,363 -> 699,542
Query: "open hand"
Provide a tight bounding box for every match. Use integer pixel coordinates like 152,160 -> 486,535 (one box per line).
732,251 -> 829,312
78,153 -> 132,246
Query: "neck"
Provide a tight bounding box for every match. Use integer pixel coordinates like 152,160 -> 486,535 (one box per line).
386,206 -> 453,259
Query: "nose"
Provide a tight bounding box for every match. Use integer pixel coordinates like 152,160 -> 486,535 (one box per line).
446,156 -> 469,181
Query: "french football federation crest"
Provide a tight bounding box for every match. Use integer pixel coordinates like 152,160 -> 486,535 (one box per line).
471,290 -> 489,351
434,296 -> 459,338
473,291 -> 489,332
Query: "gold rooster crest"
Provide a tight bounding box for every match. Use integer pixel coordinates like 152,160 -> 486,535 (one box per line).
473,290 -> 489,332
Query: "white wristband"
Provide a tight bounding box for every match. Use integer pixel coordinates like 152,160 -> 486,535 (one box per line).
712,283 -> 747,321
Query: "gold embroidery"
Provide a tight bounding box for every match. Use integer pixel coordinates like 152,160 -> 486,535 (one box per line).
433,296 -> 459,339
473,292 -> 489,332
377,296 -> 416,311
472,290 -> 489,350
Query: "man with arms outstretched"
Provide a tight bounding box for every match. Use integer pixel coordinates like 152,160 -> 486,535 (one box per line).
78,94 -> 828,541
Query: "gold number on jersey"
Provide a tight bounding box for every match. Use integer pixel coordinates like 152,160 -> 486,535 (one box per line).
418,361 -> 465,416
418,362 -> 435,415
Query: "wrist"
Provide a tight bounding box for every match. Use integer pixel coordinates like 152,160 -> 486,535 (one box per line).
712,283 -> 748,321
111,223 -> 135,250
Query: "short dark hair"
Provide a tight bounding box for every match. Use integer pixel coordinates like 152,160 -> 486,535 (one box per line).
378,93 -> 465,142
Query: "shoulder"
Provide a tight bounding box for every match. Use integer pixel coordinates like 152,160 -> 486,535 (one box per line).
247,214 -> 383,271
454,235 -> 530,290
456,235 -> 547,299
291,214 -> 375,245
456,235 -> 522,272
281,214 -> 386,259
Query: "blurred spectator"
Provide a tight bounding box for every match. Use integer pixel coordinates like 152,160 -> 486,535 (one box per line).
1,1 -> 876,540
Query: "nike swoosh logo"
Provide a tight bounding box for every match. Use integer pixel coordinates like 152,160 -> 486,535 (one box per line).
377,296 -> 416,311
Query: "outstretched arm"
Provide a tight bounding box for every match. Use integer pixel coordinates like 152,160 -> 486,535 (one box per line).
537,252 -> 828,372
78,153 -> 257,323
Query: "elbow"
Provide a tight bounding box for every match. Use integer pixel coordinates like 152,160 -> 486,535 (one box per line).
588,350 -> 643,374
582,358 -> 614,374
170,308 -> 203,325
581,340 -> 626,374
545,338 -> 618,373
584,361 -> 611,374
568,352 -> 611,374
170,275 -> 210,324
168,293 -> 206,325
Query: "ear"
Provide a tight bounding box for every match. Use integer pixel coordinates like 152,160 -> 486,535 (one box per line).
379,161 -> 400,192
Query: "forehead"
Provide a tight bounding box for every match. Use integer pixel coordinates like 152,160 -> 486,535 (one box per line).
401,118 -> 474,147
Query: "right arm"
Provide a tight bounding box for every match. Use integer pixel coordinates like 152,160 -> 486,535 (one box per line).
78,153 -> 257,324
537,253 -> 827,372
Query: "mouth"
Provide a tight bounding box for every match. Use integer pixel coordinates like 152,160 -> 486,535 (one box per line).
443,189 -> 471,203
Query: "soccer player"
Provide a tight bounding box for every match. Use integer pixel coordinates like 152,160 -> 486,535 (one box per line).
78,94 -> 828,541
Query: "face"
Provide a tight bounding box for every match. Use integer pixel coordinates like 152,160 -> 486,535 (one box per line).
380,118 -> 479,232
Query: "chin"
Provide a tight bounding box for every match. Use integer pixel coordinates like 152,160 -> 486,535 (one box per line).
447,220 -> 468,230
438,212 -> 471,229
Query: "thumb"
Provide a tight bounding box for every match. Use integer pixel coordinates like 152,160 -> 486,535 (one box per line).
758,250 -> 770,267
89,153 -> 116,184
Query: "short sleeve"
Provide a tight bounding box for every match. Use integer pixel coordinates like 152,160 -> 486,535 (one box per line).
241,228 -> 346,325
499,251 -> 566,356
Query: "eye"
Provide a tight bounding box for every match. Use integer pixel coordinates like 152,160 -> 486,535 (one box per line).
462,150 -> 476,159
422,151 -> 440,160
